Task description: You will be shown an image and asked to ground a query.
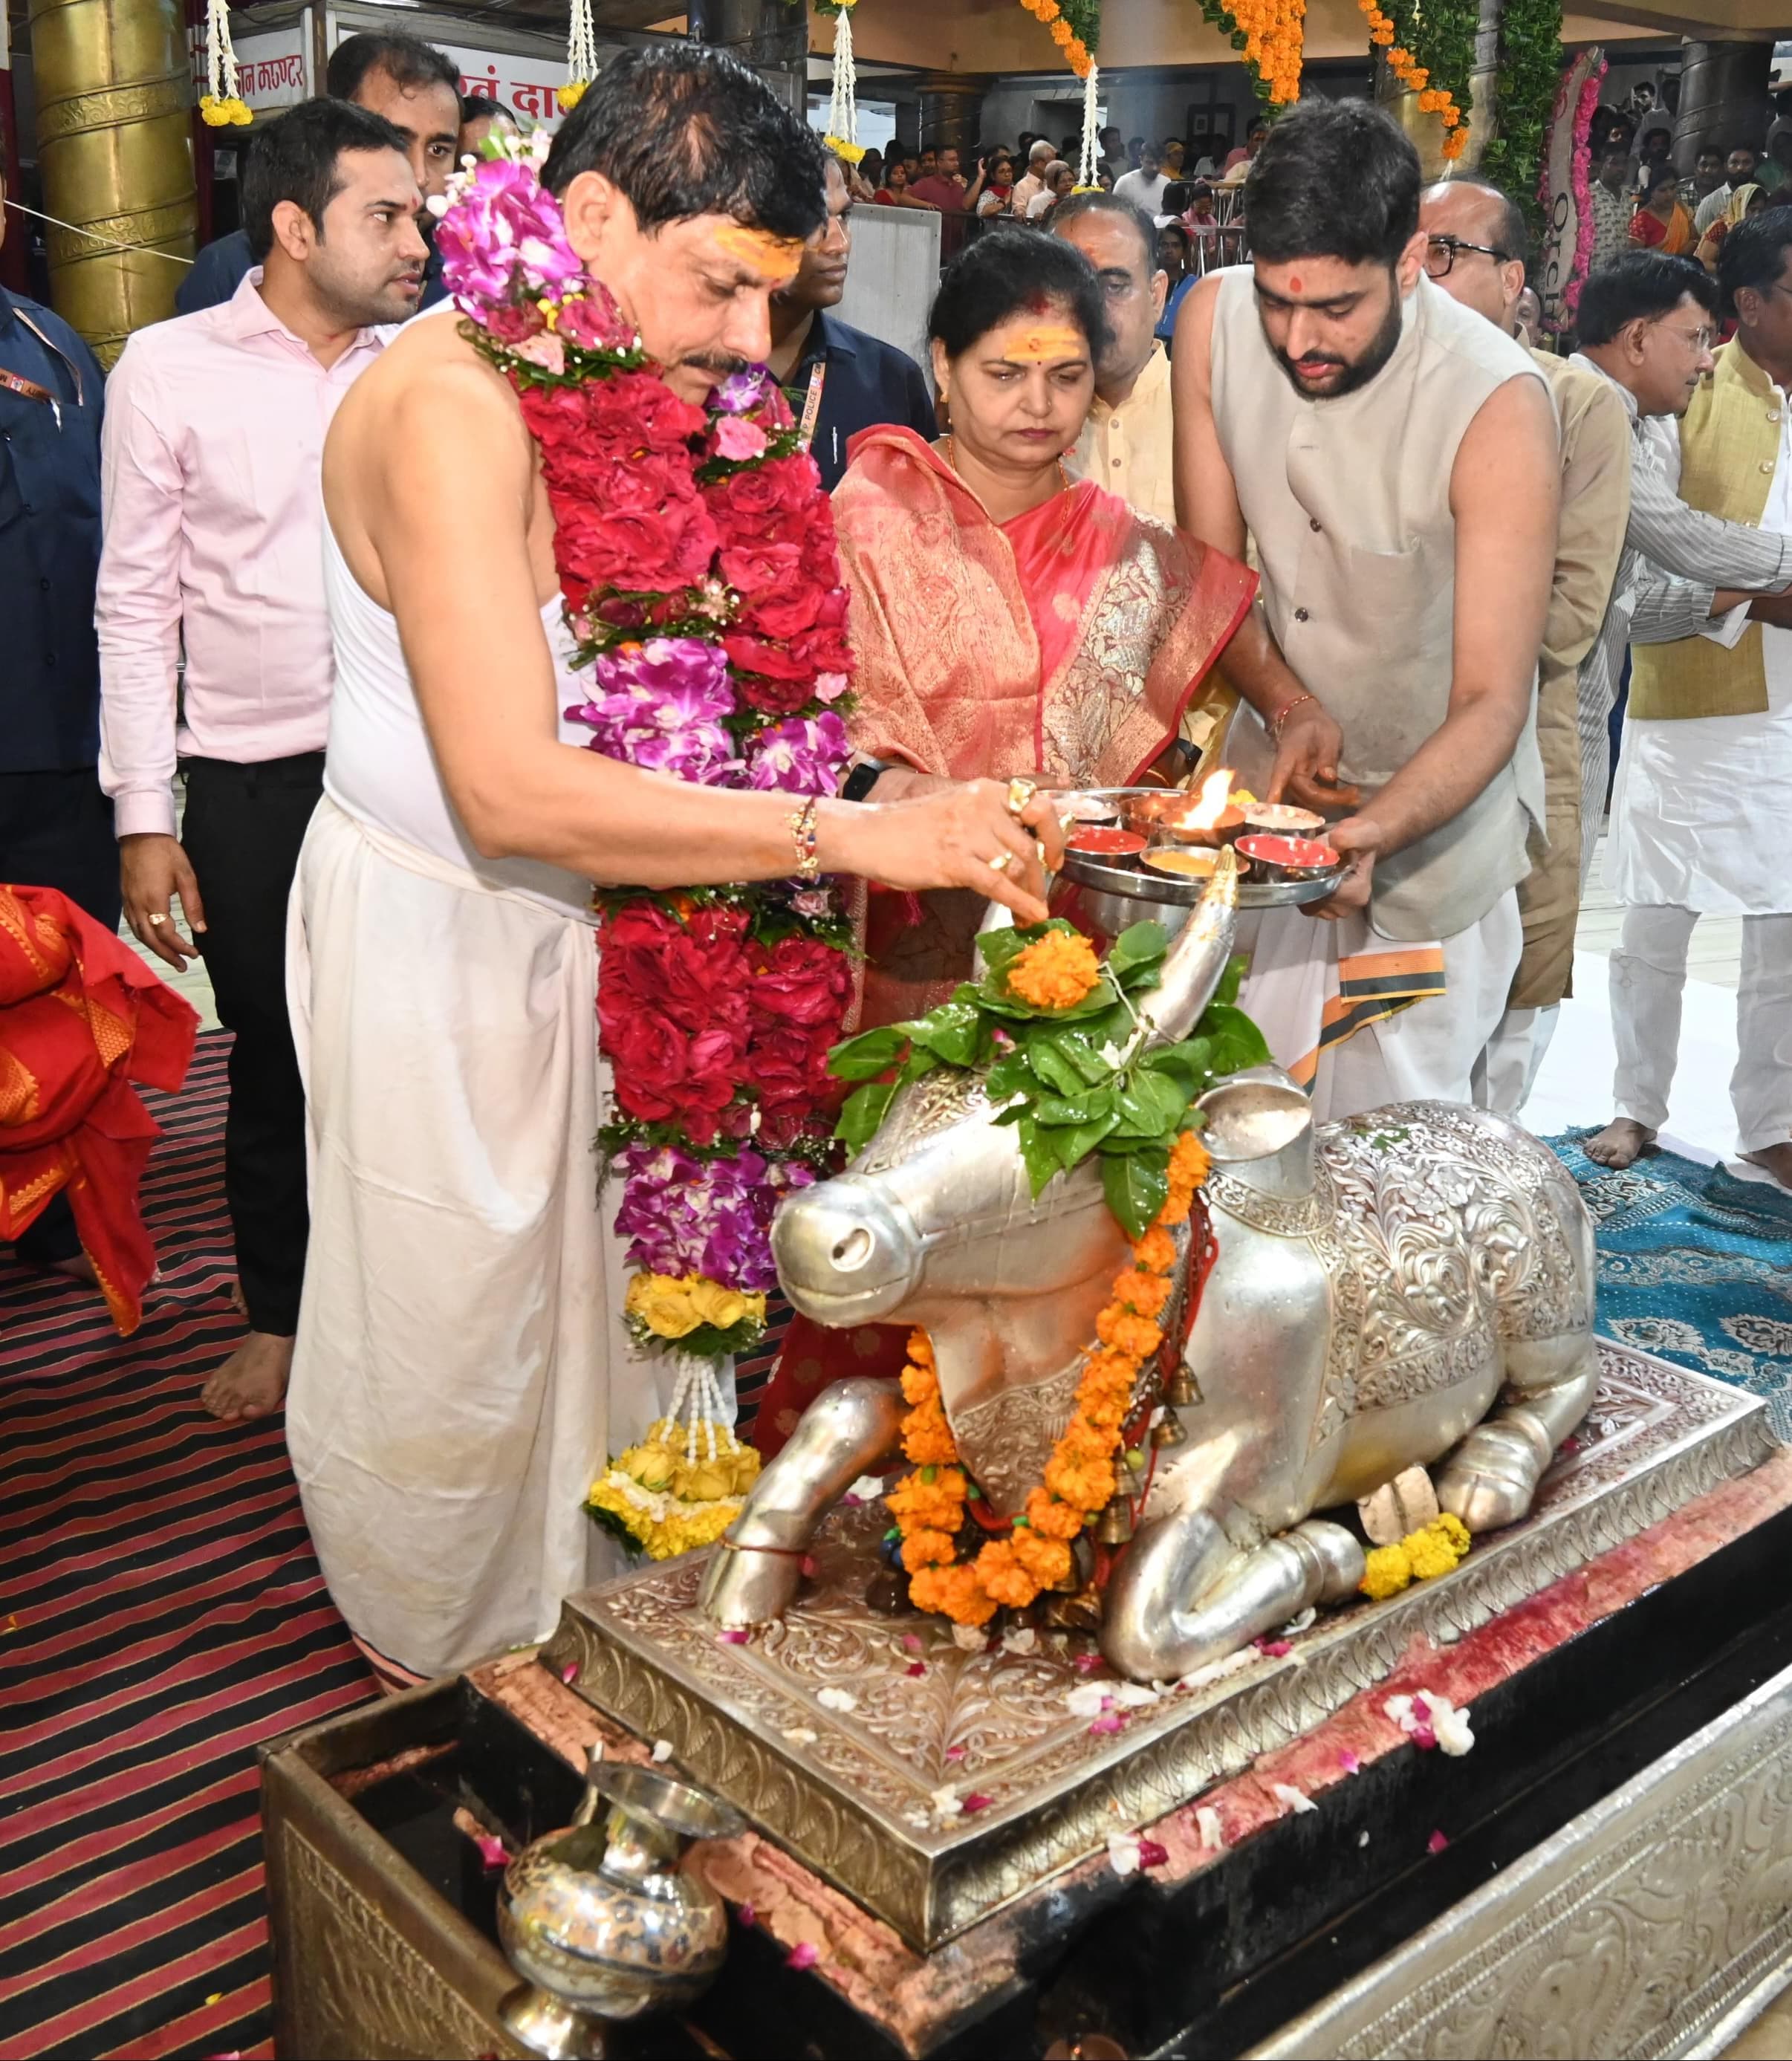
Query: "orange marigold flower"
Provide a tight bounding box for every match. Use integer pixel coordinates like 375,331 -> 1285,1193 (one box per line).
901,1528 -> 958,1571
1113,1268 -> 1172,1319
1026,1488 -> 1085,1539
1006,928 -> 1101,1010
1408,66 -> 1429,88
1097,1308 -> 1163,1358
900,1363 -> 938,1406
887,1470 -> 966,1530
904,1419 -> 961,1467
1132,1224 -> 1177,1273
1440,104 -> 1461,126
911,1562 -> 998,1626
1077,1386 -> 1129,1431
1169,1132 -> 1211,1190
1045,1455 -> 1115,1509
1389,45 -> 1409,64
1013,1529 -> 1072,1587
907,1329 -> 934,1366
973,1539 -> 1039,1607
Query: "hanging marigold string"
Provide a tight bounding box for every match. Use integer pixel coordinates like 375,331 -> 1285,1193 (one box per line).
815,0 -> 865,163
559,0 -> 597,114
1361,0 -> 1470,162
1017,0 -> 1097,80
887,1132 -> 1212,1628
199,0 -> 251,126
1198,0 -> 1304,109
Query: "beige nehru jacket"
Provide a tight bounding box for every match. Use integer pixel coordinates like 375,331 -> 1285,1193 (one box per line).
1210,269 -> 1549,942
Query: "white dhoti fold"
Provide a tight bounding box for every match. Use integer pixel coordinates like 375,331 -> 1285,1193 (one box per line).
286,797 -> 664,1678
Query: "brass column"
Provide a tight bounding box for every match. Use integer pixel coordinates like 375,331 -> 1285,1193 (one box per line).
26,0 -> 196,365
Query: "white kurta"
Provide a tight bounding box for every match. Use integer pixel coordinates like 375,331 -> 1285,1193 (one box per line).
1606,394 -> 1792,918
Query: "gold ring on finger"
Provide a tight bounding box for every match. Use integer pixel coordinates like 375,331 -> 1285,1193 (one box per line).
987,851 -> 1014,874
1005,776 -> 1038,819
147,912 -> 167,926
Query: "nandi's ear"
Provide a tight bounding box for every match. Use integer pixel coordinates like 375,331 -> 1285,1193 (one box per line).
1195,1066 -> 1311,1163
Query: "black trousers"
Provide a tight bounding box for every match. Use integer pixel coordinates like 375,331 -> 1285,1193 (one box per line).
181,753 -> 325,1336
1,767 -> 120,1268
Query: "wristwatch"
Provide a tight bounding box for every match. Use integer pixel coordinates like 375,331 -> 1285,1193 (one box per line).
840,756 -> 889,803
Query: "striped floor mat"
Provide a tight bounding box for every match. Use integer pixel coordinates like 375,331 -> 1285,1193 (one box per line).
0,1036 -> 375,2061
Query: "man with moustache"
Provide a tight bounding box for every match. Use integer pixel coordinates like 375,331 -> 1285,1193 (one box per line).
1418,177 -> 1632,1112
292,47 -> 1062,1679
764,154 -> 935,491
1172,97 -> 1559,1117
98,100 -> 426,1420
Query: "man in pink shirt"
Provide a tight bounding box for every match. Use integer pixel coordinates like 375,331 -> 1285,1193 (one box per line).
97,99 -> 427,1421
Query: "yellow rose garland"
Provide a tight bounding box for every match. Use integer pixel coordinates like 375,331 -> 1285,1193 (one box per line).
889,1132 -> 1211,1626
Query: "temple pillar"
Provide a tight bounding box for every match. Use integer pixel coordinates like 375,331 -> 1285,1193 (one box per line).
1374,0 -> 1502,179
689,0 -> 807,117
917,74 -> 990,158
26,0 -> 195,365
1672,40 -> 1773,172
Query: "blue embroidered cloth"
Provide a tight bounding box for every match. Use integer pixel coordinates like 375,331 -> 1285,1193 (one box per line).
1548,1130 -> 1792,1442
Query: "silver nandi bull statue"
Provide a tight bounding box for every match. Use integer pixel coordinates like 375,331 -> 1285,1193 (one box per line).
700,866 -> 1599,1682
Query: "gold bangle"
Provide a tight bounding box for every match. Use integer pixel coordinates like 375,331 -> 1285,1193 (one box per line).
789,797 -> 821,883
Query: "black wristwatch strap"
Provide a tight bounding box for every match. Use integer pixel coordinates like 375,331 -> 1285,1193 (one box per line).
841,758 -> 888,802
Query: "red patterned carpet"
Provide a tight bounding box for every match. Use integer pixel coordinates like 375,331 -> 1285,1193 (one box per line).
0,1037 -> 376,2061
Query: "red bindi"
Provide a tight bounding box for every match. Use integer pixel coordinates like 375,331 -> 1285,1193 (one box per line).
1289,273 -> 1304,293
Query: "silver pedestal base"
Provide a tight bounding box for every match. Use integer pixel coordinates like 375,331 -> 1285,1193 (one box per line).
546,1346 -> 1769,1951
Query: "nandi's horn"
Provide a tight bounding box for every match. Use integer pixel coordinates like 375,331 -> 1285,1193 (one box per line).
1139,846 -> 1241,1046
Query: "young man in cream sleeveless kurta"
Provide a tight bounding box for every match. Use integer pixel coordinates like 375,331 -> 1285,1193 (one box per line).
1171,100 -> 1559,1120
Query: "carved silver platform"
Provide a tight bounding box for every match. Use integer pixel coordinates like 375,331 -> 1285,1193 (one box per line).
545,1346 -> 1769,1950
1254,1651 -> 1792,2059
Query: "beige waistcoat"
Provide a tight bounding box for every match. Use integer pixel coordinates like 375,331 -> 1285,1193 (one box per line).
1210,269 -> 1548,941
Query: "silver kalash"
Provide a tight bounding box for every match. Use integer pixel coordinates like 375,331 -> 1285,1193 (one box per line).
700,858 -> 1598,1681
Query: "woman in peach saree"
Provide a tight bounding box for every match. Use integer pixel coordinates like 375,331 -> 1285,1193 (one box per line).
753,231 -> 1254,1452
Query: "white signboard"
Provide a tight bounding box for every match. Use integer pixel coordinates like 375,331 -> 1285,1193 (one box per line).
234,26 -> 311,110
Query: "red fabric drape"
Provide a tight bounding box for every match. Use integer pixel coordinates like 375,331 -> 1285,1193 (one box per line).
0,884 -> 199,1331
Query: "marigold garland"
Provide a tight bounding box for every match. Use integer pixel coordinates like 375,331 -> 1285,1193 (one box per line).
1017,0 -> 1096,80
889,1132 -> 1211,1627
1199,0 -> 1304,108
1360,0 -> 1469,160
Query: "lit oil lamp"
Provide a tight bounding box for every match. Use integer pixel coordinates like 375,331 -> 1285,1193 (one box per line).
1165,768 -> 1247,848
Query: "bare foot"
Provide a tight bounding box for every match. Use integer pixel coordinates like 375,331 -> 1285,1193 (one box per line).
1741,1142 -> 1792,1192
47,1251 -> 100,1288
202,1331 -> 294,1422
229,1279 -> 247,1319
1583,1118 -> 1656,1169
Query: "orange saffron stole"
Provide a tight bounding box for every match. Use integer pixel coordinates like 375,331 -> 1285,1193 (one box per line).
0,883 -> 199,1332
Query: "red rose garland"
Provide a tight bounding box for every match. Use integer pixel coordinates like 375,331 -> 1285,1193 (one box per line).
435,132 -> 855,1552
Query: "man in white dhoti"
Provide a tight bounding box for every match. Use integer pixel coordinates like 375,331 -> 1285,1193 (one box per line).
1170,100 -> 1558,1119
1584,213 -> 1792,1189
289,46 -> 1063,1681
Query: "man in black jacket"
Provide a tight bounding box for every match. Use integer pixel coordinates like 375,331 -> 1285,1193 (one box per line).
764,155 -> 935,490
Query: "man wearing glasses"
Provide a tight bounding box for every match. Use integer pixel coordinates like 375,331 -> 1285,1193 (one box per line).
1418,178 -> 1632,1114
1582,230 -> 1792,1189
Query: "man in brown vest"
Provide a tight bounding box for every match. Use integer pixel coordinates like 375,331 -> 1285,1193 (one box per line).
1585,215 -> 1792,1188
1171,100 -> 1559,1118
1419,177 -> 1632,1114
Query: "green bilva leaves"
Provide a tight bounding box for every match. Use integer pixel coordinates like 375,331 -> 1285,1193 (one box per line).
827,921 -> 1272,1207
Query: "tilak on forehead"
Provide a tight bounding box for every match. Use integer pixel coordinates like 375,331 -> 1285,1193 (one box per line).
993,320 -> 1085,363
712,221 -> 804,279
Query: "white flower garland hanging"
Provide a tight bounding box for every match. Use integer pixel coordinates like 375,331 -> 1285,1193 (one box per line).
1076,65 -> 1102,189
817,0 -> 865,165
559,0 -> 597,114
199,0 -> 251,127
